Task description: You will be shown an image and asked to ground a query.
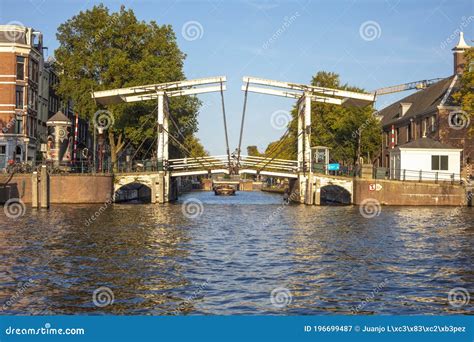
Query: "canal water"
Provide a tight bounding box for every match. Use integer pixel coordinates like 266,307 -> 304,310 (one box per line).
0,190 -> 472,315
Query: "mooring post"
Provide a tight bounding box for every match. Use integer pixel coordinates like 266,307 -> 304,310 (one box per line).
40,165 -> 49,209
31,171 -> 39,208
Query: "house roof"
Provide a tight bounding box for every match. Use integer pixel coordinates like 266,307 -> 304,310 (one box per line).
379,75 -> 459,127
394,137 -> 460,150
47,111 -> 71,125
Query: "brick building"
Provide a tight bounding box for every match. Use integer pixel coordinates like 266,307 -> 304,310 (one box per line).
0,24 -> 91,170
378,32 -> 473,179
0,24 -> 43,168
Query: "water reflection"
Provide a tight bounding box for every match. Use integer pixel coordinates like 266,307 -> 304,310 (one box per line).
0,191 -> 472,315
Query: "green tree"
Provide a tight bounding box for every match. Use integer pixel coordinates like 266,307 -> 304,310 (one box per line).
54,4 -> 206,169
453,49 -> 473,134
246,145 -> 263,156
263,71 -> 381,165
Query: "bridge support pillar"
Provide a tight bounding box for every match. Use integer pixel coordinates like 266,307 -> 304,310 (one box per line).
151,176 -> 158,204
156,172 -> 170,204
297,172 -> 315,205
314,177 -> 321,205
157,92 -> 169,171
296,93 -> 313,205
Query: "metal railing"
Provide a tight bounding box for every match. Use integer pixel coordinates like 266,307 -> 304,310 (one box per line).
374,166 -> 462,184
312,163 -> 358,177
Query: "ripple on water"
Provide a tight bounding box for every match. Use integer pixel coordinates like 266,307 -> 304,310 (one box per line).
0,191 -> 472,315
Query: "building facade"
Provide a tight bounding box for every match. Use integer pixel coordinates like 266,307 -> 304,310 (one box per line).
0,24 -> 91,170
378,32 -> 473,179
0,24 -> 43,168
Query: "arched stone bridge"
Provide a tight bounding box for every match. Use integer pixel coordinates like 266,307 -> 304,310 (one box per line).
113,168 -> 355,205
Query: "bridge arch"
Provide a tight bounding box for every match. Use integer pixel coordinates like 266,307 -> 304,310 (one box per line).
115,181 -> 152,203
315,176 -> 353,205
320,184 -> 351,205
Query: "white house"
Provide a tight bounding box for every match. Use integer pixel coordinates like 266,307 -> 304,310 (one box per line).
390,137 -> 462,181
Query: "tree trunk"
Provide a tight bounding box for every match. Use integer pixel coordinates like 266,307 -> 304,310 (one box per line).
109,131 -> 125,172
354,130 -> 362,177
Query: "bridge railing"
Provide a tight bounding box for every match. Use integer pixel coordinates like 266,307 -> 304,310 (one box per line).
168,155 -> 299,173
168,155 -> 230,171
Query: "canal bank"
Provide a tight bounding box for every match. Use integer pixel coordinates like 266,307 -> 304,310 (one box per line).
0,173 -> 471,206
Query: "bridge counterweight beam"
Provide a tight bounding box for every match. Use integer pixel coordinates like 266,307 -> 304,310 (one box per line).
303,93 -> 312,174
297,93 -> 313,204
157,92 -> 169,166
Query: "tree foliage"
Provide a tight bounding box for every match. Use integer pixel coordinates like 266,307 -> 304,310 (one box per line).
246,145 -> 263,157
54,4 -> 206,164
453,49 -> 473,134
263,71 -> 381,165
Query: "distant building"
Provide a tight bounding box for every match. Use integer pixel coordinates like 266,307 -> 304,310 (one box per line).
0,24 -> 91,170
378,32 -> 473,179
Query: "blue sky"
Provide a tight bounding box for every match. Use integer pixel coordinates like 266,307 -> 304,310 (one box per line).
0,0 -> 472,155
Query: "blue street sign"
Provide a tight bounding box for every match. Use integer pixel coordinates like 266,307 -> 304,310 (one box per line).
328,163 -> 340,171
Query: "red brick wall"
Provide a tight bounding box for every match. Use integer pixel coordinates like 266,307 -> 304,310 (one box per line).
438,108 -> 473,173
354,178 -> 466,206
49,174 -> 113,203
1,174 -> 113,204
0,53 -> 16,133
0,174 -> 32,203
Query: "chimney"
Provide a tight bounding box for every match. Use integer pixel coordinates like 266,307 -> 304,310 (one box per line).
452,32 -> 471,75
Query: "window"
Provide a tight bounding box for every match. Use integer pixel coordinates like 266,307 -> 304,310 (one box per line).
395,128 -> 399,145
431,116 -> 436,132
15,86 -> 23,109
0,145 -> 6,169
15,117 -> 22,134
16,56 -> 25,80
431,155 -> 448,171
30,60 -> 39,83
